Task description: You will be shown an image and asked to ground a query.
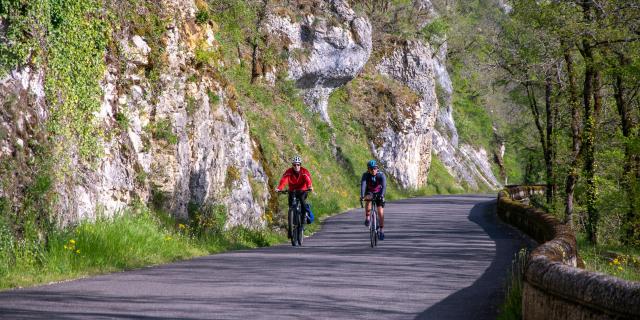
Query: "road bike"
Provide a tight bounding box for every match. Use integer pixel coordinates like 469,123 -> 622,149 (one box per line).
279,189 -> 310,246
361,194 -> 380,248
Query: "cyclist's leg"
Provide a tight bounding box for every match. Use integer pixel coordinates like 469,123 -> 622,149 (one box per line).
299,191 -> 308,214
364,194 -> 372,225
377,194 -> 385,239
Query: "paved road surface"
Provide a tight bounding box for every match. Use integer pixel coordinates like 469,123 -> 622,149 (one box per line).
0,195 -> 530,319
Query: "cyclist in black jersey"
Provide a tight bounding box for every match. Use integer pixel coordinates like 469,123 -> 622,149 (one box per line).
360,160 -> 387,240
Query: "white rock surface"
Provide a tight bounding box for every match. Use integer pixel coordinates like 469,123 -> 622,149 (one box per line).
375,41 -> 438,189
265,0 -> 372,123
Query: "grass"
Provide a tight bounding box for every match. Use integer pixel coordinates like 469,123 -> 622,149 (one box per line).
0,206 -> 285,290
496,248 -> 528,320
577,234 -> 640,282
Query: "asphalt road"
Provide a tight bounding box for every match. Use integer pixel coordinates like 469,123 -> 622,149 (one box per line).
0,195 -> 531,319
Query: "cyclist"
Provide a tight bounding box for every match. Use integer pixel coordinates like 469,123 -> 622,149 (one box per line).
276,155 -> 313,233
360,160 -> 386,240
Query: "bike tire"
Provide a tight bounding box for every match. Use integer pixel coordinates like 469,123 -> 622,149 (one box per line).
296,212 -> 304,246
289,206 -> 297,246
370,207 -> 377,247
370,228 -> 375,247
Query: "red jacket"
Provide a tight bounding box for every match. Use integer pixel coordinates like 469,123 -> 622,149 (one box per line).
277,167 -> 312,191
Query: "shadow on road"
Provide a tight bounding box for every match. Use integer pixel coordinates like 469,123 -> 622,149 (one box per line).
414,199 -> 532,320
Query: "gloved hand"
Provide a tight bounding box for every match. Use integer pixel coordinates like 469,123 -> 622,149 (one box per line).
359,196 -> 364,202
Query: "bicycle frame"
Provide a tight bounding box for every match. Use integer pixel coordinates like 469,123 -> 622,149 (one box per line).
361,194 -> 380,247
279,190 -> 308,247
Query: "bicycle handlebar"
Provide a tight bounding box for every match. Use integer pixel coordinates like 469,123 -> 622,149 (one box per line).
276,189 -> 312,195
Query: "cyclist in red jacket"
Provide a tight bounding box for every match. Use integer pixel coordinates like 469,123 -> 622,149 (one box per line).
276,155 -> 313,225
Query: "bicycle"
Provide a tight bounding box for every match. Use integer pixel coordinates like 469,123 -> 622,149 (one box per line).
278,189 -> 310,246
361,194 -> 380,248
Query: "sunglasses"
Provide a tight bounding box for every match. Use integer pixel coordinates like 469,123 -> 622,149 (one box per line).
292,164 -> 301,167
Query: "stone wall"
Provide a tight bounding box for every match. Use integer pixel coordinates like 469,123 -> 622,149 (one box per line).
497,186 -> 640,320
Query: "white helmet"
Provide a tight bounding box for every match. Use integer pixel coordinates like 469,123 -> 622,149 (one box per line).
291,155 -> 302,164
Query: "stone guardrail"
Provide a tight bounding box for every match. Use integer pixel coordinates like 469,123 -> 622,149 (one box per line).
497,186 -> 640,320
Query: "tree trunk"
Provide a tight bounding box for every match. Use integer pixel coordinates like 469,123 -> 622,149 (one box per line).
613,53 -> 638,244
563,49 -> 582,229
525,82 -> 548,165
581,46 -> 597,243
580,2 -> 599,244
545,76 -> 555,205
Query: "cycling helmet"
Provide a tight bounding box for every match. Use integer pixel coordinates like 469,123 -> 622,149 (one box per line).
367,160 -> 378,169
291,155 -> 302,164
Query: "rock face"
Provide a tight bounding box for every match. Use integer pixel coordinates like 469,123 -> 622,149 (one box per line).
420,0 -> 501,190
431,45 -> 501,190
0,0 -> 269,228
265,0 -> 372,123
0,0 -> 500,230
91,3 -> 269,227
374,41 -> 438,189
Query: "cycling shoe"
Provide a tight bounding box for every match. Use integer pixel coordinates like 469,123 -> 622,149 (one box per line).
378,231 -> 385,240
364,219 -> 370,227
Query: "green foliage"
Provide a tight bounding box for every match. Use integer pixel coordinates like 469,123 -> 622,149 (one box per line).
194,44 -> 221,67
0,205 -> 285,289
114,111 -> 129,130
419,16 -> 449,45
450,63 -> 494,151
188,203 -> 227,238
207,89 -> 220,106
149,118 -> 178,145
195,9 -> 210,25
0,1 -> 47,75
209,0 -> 261,47
424,156 -> 464,195
44,0 -> 108,163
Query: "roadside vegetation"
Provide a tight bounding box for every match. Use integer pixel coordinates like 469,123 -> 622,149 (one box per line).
0,204 -> 284,290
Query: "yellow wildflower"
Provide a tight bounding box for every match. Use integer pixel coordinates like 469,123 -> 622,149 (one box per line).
69,239 -> 76,245
76,249 -> 80,254
178,223 -> 186,229
64,245 -> 68,250
618,266 -> 623,271
165,236 -> 172,241
613,258 -> 619,265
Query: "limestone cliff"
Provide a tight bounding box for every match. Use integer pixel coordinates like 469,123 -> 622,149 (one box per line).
0,0 -> 499,232
0,0 -> 269,228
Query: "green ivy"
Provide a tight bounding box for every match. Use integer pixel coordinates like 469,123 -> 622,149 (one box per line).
45,0 -> 107,164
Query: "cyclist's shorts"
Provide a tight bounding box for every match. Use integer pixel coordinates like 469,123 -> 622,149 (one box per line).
366,193 -> 385,208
